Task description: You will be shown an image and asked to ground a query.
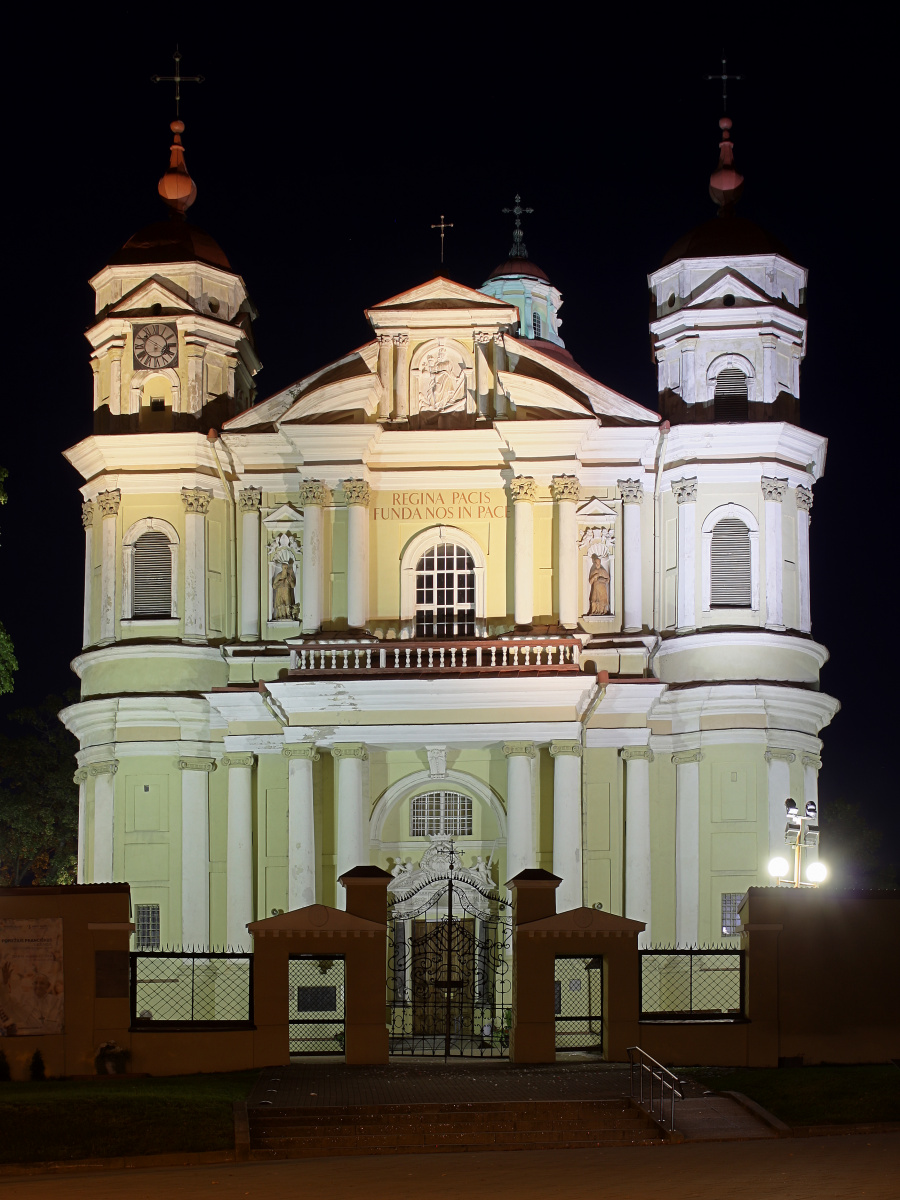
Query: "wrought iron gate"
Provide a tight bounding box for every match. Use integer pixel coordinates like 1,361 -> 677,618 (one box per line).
288,955 -> 345,1055
387,843 -> 512,1058
554,955 -> 603,1052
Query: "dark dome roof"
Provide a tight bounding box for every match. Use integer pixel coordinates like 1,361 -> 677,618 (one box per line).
108,218 -> 231,270
660,213 -> 791,268
487,258 -> 550,283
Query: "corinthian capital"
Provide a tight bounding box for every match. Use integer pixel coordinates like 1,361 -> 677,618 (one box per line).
392,333 -> 409,347
473,330 -> 492,345
299,480 -> 327,507
796,485 -> 813,513
509,477 -> 536,503
618,478 -> 644,505
181,487 -> 212,514
672,478 -> 697,505
761,476 -> 788,503
97,489 -> 121,518
343,480 -> 371,507
238,487 -> 261,513
81,501 -> 95,529
551,475 -> 580,503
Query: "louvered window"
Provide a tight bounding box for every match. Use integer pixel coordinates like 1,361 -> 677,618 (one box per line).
410,791 -> 473,837
133,531 -> 172,617
710,518 -> 751,607
532,311 -> 542,339
714,368 -> 749,421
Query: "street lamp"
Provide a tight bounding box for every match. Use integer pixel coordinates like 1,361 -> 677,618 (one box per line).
766,799 -> 827,887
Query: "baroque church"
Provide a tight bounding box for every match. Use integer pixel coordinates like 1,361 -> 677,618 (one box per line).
60,114 -> 838,953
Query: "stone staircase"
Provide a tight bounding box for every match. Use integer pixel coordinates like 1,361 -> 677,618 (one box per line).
247,1098 -> 664,1158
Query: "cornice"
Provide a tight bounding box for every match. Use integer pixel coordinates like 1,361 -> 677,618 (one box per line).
652,631 -> 830,669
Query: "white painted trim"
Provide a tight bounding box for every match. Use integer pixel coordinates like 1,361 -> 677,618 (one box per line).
700,503 -> 760,612
121,517 -> 180,621
129,366 -> 181,416
371,768 -> 507,844
705,352 -> 757,402
399,525 -> 487,637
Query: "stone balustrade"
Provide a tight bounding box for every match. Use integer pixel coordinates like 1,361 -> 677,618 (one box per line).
288,636 -> 581,677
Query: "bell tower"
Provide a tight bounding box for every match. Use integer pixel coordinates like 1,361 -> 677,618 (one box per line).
85,120 -> 261,434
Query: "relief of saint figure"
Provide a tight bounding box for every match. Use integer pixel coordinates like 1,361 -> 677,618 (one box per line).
272,561 -> 296,620
588,553 -> 610,615
417,347 -> 469,413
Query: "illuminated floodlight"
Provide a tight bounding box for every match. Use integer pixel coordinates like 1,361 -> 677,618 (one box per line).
768,856 -> 789,878
784,799 -> 799,817
806,861 -> 827,883
805,801 -> 818,819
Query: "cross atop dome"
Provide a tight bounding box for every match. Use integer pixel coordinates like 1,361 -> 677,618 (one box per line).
502,194 -> 534,260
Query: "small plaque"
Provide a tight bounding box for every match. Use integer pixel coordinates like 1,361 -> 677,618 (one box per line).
297,985 -> 337,1013
568,979 -> 582,992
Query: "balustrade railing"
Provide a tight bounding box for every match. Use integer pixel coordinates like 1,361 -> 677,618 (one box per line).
288,637 -> 581,677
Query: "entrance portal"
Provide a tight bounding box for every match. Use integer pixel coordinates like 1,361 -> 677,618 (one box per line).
289,954 -> 345,1055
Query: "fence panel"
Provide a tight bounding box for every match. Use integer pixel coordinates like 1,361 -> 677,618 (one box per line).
640,950 -> 743,1021
130,951 -> 253,1029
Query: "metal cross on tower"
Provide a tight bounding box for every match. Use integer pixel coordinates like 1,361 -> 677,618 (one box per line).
151,48 -> 205,117
705,53 -> 742,112
502,194 -> 533,259
431,214 -> 454,264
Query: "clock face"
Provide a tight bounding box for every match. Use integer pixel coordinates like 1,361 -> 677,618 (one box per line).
133,323 -> 178,370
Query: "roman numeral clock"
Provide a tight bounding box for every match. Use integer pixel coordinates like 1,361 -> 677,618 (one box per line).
133,323 -> 178,370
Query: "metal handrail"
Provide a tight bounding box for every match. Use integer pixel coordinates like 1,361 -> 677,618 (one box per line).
627,1045 -> 683,1132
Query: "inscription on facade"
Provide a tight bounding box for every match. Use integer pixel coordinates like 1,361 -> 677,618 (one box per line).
373,490 -> 508,521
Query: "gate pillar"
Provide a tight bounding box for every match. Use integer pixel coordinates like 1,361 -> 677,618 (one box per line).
339,866 -> 392,1064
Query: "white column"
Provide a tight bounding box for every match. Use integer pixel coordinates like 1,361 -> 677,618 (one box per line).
673,750 -> 702,947
299,481 -> 326,633
503,742 -> 536,880
552,476 -> 579,628
802,752 -> 822,868
239,488 -> 261,640
91,761 -> 118,884
182,487 -> 211,642
81,502 -> 94,647
179,757 -> 214,950
474,331 -> 492,418
765,748 -> 795,859
510,477 -> 536,627
762,336 -> 777,404
796,486 -> 813,633
376,334 -> 393,419
493,334 -> 507,417
619,478 -> 644,632
285,745 -> 319,910
109,349 -> 123,415
74,768 -> 88,884
762,476 -> 787,629
550,741 -> 583,911
621,747 -> 653,946
97,490 -> 120,643
344,481 -> 370,630
223,753 -> 255,950
331,744 -> 367,909
393,334 -> 409,420
673,478 -> 697,630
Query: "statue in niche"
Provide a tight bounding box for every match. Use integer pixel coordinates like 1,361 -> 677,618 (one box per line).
588,554 -> 611,615
272,561 -> 297,620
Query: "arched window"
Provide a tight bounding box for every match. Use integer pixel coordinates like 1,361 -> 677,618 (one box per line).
532,311 -> 542,339
714,368 -> 749,421
415,543 -> 476,636
133,532 -> 173,616
410,791 -> 473,837
709,518 -> 752,607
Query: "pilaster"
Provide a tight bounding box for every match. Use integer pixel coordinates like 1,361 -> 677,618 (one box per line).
239,488 -> 261,641
344,480 -> 370,630
97,489 -> 120,644
299,480 -> 327,633
552,476 -> 579,628
672,478 -> 697,631
510,477 -> 536,627
284,744 -> 320,910
761,476 -> 788,629
182,487 -> 212,643
618,478 -> 644,632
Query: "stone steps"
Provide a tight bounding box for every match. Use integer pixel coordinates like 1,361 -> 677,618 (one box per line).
247,1099 -> 662,1158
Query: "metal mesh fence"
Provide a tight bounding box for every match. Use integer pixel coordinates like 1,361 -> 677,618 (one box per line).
131,952 -> 252,1026
640,950 -> 743,1021
289,955 -> 345,1055
554,956 -> 603,1051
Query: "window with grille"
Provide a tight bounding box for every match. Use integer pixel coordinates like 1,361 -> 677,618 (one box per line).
721,893 -> 744,936
410,791 -> 473,837
135,903 -> 161,949
532,311 -> 542,338
133,531 -> 172,616
710,518 -> 751,607
714,367 -> 749,421
415,543 -> 476,637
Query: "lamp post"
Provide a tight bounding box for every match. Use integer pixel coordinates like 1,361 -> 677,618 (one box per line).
768,798 -> 827,886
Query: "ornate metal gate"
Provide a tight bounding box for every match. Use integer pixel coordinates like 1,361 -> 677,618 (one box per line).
387,840 -> 512,1057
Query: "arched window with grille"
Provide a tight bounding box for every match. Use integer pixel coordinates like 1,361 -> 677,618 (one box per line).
709,517 -> 752,607
532,311 -> 542,339
415,543 -> 476,636
410,791 -> 473,837
122,518 -> 179,621
713,367 -> 749,421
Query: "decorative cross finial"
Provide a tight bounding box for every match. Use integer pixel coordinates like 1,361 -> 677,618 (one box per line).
502,194 -> 534,259
705,52 -> 742,113
430,214 -> 454,264
151,47 -> 205,118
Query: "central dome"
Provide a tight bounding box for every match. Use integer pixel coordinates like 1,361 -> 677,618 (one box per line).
108,219 -> 231,271
487,258 -> 550,283
660,213 -> 791,268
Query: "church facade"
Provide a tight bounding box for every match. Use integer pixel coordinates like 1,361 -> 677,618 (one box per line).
61,116 -> 838,953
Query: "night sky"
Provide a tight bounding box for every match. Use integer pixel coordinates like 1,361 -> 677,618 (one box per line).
4,18 -> 890,864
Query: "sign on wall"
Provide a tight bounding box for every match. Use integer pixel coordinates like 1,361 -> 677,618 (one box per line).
372,491 -> 508,522
0,918 -> 64,1036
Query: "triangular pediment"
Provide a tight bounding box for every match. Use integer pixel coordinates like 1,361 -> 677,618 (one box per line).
576,498 -> 617,521
110,276 -> 196,316
369,276 -> 510,310
248,903 -> 383,936
263,503 -> 303,529
685,269 -> 770,308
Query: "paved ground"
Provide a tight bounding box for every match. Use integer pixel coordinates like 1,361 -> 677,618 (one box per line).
676,1095 -> 775,1140
5,1135 -> 898,1199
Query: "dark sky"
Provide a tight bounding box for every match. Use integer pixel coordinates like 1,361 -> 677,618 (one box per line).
3,17 -> 891,861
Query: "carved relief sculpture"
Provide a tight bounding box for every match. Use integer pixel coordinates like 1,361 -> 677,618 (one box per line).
588,554 -> 611,614
509,476 -> 536,503
97,489 -> 121,518
579,525 -> 615,617
238,487 -> 261,513
618,478 -> 644,504
268,531 -> 301,621
672,478 -> 698,505
414,341 -> 470,413
760,476 -> 788,503
796,485 -> 813,512
551,475 -> 580,503
181,487 -> 212,514
343,479 -> 371,507
81,501 -> 94,529
298,480 -> 327,507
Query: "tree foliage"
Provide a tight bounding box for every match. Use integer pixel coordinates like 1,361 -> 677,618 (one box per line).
0,692 -> 79,887
0,466 -> 17,695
